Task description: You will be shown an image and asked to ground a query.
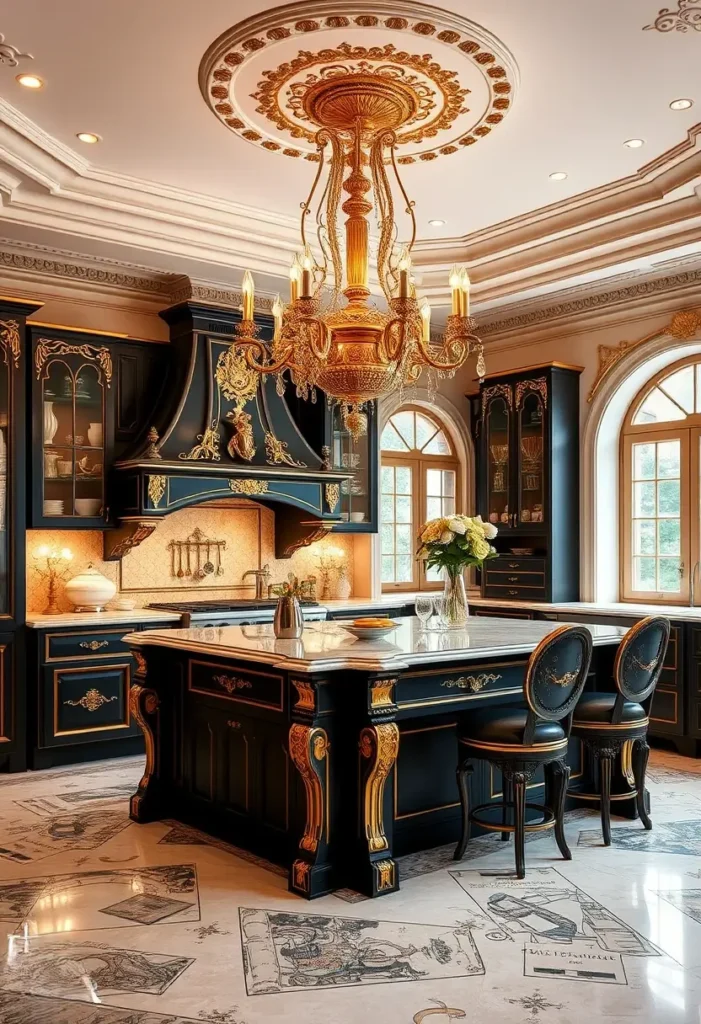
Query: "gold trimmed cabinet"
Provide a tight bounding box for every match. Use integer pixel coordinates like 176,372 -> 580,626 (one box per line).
471,363 -> 582,603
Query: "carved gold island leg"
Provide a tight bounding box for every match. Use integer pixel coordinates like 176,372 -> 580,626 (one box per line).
358,722 -> 400,896
128,651 -> 161,822
288,722 -> 332,898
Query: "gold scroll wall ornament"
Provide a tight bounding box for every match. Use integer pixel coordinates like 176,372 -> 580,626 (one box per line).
289,723 -> 329,854
265,432 -> 306,468
325,483 -> 340,514
587,309 -> 701,403
179,422 -> 221,461
35,339 -> 113,386
147,475 -> 167,509
128,683 -> 159,820
0,319 -> 20,369
64,688 -> 117,712
441,673 -> 501,692
228,478 -> 269,496
359,723 -> 400,853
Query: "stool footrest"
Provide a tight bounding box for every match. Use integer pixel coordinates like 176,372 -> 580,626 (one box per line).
567,789 -> 637,802
469,800 -> 556,835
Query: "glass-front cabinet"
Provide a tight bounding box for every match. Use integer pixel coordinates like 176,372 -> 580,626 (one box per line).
484,388 -> 513,530
329,402 -> 378,532
32,333 -> 112,528
516,383 -> 546,526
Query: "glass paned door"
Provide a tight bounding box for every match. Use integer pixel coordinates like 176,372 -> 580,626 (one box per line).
518,391 -> 545,524
625,431 -> 688,601
0,355 -> 10,615
381,461 -> 414,586
486,395 -> 511,528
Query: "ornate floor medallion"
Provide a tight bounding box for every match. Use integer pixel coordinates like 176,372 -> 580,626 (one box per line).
199,1 -> 518,163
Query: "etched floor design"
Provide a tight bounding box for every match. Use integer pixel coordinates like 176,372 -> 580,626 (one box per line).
0,747 -> 699,1022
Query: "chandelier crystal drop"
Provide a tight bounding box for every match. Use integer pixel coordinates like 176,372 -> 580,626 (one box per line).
232,72 -> 485,438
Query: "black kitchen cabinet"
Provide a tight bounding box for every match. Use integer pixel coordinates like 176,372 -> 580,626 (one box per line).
474,364 -> 581,602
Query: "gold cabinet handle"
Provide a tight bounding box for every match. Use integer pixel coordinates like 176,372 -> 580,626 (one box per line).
63,688 -> 117,712
226,719 -> 241,729
508,562 -> 519,568
441,672 -> 501,693
508,576 -> 518,582
509,589 -> 518,595
79,640 -> 110,651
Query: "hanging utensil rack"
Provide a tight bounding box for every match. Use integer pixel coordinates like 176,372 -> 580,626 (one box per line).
168,528 -> 226,580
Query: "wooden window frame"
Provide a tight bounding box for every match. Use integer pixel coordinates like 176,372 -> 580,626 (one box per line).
381,407 -> 461,593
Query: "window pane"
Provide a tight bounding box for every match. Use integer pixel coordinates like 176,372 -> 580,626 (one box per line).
658,558 -> 681,592
426,468 -> 442,496
381,465 -> 394,492
416,413 -> 438,450
443,470 -> 455,497
661,366 -> 694,413
381,523 -> 394,552
425,563 -> 442,583
443,496 -> 456,515
633,481 -> 655,517
657,440 -> 680,478
381,494 -> 394,522
392,411 -> 415,449
396,555 -> 413,582
395,466 -> 412,495
658,518 -> 680,555
657,479 -> 680,517
426,496 -> 442,520
396,524 -> 411,554
633,557 -> 656,591
634,387 -> 686,424
396,495 -> 412,523
633,520 -> 656,555
424,430 -> 451,455
380,422 -> 409,451
632,443 -> 656,480
381,556 -> 395,582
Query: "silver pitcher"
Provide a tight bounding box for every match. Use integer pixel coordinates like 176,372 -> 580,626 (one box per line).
274,594 -> 303,639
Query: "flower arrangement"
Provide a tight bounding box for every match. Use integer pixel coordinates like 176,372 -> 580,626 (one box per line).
417,515 -> 498,626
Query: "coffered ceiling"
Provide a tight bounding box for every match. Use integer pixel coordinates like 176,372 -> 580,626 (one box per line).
0,0 -> 699,322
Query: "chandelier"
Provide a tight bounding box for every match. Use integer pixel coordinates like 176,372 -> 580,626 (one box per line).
234,72 -> 485,437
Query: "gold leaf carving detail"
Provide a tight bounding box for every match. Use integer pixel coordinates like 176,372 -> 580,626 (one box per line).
228,478 -> 269,496
147,475 -> 167,509
441,672 -> 501,692
213,673 -> 253,694
64,688 -> 117,712
359,724 -> 399,853
35,339 -> 112,386
515,377 -> 548,410
265,432 -> 306,468
179,423 -> 221,461
325,483 -> 340,513
293,679 -> 315,711
0,319 -> 20,369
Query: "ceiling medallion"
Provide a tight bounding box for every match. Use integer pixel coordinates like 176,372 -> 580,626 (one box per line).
199,1 -> 518,162
644,1 -> 701,32
223,68 -> 484,432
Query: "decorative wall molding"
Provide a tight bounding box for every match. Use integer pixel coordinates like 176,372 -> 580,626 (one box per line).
643,1 -> 701,33
587,308 -> 701,402
0,32 -> 32,67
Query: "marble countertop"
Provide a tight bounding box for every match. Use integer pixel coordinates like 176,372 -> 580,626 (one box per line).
467,597 -> 701,622
124,616 -> 627,674
25,609 -> 182,628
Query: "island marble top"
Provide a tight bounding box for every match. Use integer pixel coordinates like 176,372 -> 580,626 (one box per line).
124,616 -> 627,674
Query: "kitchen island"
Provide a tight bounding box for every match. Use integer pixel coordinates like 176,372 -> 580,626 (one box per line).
124,616 -> 627,899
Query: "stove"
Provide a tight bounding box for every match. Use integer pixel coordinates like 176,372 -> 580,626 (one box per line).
148,599 -> 324,628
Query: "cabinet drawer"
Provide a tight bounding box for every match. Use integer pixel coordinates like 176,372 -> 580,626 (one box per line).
492,558 -> 545,573
484,584 -> 547,601
45,663 -> 135,746
188,659 -> 284,712
485,569 -> 545,587
44,628 -> 136,663
649,687 -> 681,734
396,660 -> 527,710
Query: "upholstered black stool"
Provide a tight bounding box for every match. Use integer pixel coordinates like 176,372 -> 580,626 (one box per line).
568,615 -> 670,846
454,624 -> 593,878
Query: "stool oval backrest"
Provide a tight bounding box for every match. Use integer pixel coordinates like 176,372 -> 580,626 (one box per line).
614,615 -> 671,706
524,624 -> 594,724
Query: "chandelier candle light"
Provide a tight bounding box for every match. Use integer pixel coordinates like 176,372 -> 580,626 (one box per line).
230,72 -> 485,438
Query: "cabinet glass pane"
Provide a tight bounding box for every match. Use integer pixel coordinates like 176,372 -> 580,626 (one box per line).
0,358 -> 9,614
333,405 -> 370,525
486,396 -> 510,527
42,357 -> 105,520
518,391 -> 544,524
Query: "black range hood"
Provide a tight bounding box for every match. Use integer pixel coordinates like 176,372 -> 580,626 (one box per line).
106,302 -> 350,561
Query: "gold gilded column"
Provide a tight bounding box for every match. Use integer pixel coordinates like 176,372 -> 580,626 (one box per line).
288,723 -> 330,856
359,723 -> 400,853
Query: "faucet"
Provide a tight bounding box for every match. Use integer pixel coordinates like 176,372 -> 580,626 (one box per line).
242,563 -> 271,601
691,560 -> 700,607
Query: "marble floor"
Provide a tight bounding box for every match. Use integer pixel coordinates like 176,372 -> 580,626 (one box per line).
1,749 -> 701,1023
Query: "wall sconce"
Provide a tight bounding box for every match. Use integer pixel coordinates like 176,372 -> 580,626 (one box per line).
33,545 -> 73,614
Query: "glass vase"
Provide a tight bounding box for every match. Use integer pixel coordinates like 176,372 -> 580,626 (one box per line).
442,568 -> 469,629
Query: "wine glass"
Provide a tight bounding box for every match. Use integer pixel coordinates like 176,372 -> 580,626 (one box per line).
415,595 -> 434,630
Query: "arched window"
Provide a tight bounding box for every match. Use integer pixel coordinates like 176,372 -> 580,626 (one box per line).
621,356 -> 701,603
380,406 -> 460,590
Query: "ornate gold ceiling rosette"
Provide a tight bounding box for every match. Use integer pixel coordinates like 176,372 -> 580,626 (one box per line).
198,0 -> 518,164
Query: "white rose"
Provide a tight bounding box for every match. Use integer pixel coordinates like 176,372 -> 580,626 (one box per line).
482,520 -> 498,540
440,530 -> 455,544
446,517 -> 466,535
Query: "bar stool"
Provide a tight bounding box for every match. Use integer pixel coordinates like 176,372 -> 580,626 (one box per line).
568,615 -> 670,845
454,624 -> 593,878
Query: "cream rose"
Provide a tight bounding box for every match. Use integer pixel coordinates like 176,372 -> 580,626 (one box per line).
440,529 -> 455,544
482,520 -> 498,540
473,536 -> 491,559
446,516 -> 467,535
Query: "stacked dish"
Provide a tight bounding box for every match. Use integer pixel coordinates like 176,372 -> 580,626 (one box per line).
43,500 -> 64,516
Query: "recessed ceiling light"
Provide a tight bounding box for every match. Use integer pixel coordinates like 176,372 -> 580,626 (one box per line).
76,132 -> 100,144
670,98 -> 693,110
428,219 -> 446,227
624,138 -> 645,148
549,171 -> 568,181
16,73 -> 43,89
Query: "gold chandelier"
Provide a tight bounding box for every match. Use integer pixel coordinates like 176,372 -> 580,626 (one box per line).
234,72 -> 485,436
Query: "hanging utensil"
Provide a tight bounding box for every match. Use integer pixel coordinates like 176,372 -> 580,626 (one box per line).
195,542 -> 204,579
176,542 -> 184,578
203,540 -> 214,575
215,541 -> 224,576
185,542 -> 192,577
170,542 -> 175,579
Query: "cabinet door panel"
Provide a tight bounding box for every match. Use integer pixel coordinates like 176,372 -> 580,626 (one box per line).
44,662 -> 136,746
0,634 -> 16,752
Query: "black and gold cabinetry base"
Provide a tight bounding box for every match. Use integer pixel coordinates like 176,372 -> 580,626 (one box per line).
126,639 -> 623,900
